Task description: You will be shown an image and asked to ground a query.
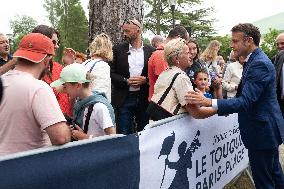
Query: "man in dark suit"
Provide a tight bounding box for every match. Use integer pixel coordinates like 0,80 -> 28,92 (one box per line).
110,19 -> 155,135
186,23 -> 284,189
273,33 -> 284,118
274,50 -> 284,118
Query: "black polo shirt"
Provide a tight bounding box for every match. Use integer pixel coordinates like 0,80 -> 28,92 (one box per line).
0,54 -> 12,67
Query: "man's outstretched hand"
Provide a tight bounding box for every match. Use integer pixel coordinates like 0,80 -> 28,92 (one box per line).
185,89 -> 212,107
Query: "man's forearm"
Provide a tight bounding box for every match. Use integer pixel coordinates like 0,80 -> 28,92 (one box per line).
186,104 -> 217,119
0,58 -> 16,75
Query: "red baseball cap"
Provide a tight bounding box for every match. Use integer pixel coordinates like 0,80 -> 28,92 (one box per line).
13,33 -> 55,63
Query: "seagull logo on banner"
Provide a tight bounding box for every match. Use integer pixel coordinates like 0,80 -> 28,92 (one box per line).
158,130 -> 201,189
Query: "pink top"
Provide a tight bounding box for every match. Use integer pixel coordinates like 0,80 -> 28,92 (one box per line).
0,70 -> 66,155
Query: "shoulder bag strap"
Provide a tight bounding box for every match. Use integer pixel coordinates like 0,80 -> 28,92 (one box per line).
157,73 -> 181,105
84,59 -> 93,66
83,104 -> 95,133
207,61 -> 213,69
89,60 -> 102,72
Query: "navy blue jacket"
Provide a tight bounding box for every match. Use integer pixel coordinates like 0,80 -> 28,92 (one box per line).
217,48 -> 284,150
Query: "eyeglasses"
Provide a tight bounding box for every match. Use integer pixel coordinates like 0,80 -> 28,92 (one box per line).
52,40 -> 60,46
123,19 -> 141,28
276,42 -> 284,46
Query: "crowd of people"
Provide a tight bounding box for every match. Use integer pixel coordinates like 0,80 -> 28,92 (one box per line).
0,20 -> 284,189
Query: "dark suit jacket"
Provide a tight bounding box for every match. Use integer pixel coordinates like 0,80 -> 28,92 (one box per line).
110,42 -> 155,108
273,50 -> 284,115
217,48 -> 284,150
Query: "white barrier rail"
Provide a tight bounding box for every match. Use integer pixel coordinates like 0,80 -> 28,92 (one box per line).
0,114 -> 249,189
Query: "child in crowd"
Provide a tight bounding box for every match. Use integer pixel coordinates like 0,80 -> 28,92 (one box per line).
75,51 -> 87,64
193,69 -> 213,99
62,48 -> 76,66
200,40 -> 223,99
51,63 -> 116,140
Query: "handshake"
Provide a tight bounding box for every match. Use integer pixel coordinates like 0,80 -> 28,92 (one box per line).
184,89 -> 212,107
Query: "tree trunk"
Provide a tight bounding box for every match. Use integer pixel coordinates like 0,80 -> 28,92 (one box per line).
89,0 -> 144,45
156,0 -> 161,35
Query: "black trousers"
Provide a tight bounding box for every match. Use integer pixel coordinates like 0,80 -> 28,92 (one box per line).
248,148 -> 284,189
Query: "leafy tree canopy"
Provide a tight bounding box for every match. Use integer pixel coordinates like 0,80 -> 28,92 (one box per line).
44,0 -> 88,61
9,15 -> 38,53
144,0 -> 215,38
260,28 -> 279,59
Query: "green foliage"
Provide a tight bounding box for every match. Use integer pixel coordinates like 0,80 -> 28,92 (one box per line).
144,0 -> 215,38
9,15 -> 38,53
44,0 -> 88,62
197,35 -> 231,61
260,28 -> 280,59
215,35 -> 231,61
143,37 -> 151,45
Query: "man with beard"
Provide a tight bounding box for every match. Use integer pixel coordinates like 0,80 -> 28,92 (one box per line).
0,33 -> 71,155
110,19 -> 155,134
0,25 -> 73,116
32,25 -> 73,117
0,33 -> 12,66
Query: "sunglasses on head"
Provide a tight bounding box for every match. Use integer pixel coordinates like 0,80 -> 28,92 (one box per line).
123,20 -> 141,28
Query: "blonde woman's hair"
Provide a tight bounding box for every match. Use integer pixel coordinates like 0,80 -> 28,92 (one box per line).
164,38 -> 186,67
200,40 -> 221,62
89,33 -> 113,62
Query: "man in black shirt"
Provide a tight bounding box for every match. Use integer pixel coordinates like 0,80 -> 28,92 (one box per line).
0,33 -> 12,67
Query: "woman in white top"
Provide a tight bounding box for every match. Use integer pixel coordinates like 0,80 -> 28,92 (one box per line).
83,33 -> 112,101
222,56 -> 245,98
149,38 -> 214,120
200,40 -> 223,99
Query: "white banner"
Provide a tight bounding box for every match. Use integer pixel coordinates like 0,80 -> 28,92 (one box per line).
139,114 -> 249,189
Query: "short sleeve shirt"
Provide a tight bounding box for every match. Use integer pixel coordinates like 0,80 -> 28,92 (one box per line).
151,67 -> 193,114
0,70 -> 66,155
82,103 -> 114,137
148,45 -> 168,101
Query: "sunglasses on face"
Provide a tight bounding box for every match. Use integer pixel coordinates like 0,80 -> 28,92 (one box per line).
276,42 -> 284,46
52,40 -> 60,46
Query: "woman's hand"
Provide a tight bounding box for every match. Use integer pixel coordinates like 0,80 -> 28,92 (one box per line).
213,77 -> 222,85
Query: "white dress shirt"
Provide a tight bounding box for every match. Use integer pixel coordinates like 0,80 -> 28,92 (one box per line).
128,44 -> 144,91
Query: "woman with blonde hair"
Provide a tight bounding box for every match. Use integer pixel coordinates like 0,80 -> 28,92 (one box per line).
148,38 -> 213,121
83,33 -> 113,101
200,40 -> 223,99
